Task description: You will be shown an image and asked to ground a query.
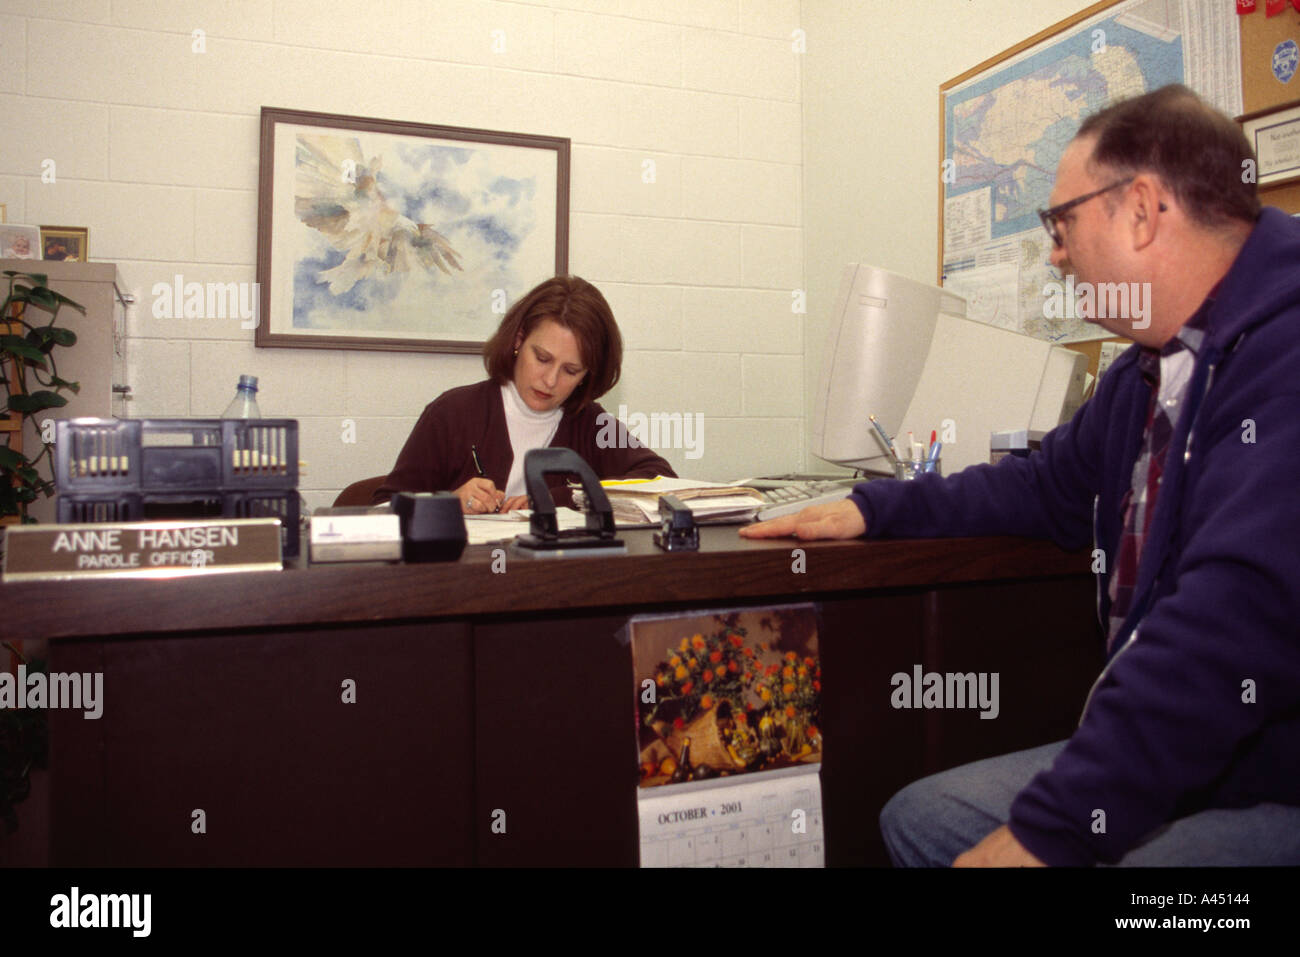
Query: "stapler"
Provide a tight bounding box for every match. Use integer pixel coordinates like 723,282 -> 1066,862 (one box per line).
654,494 -> 698,551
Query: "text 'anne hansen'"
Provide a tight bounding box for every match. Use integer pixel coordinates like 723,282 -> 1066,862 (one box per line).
48,525 -> 241,570
51,526 -> 241,552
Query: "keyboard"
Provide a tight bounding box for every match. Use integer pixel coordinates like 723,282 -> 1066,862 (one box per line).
754,479 -> 861,521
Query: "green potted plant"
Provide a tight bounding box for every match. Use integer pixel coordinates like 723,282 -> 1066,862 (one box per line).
0,270 -> 78,845
1,269 -> 83,524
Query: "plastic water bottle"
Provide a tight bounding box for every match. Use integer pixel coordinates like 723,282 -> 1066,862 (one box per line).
222,375 -> 261,419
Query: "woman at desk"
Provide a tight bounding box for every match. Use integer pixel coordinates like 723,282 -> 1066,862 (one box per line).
374,276 -> 675,513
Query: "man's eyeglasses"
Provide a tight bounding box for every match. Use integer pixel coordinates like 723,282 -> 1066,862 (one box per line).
1038,178 -> 1133,248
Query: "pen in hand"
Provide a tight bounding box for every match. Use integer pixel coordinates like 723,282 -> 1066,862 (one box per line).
470,444 -> 503,512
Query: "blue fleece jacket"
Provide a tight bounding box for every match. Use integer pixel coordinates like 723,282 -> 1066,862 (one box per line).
849,207 -> 1300,866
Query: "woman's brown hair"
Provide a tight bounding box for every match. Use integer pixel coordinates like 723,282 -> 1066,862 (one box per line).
482,276 -> 623,414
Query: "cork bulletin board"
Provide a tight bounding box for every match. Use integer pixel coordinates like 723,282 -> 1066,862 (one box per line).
1240,7 -> 1300,213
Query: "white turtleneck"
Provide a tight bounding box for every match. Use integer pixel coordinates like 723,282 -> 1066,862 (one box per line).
501,381 -> 563,497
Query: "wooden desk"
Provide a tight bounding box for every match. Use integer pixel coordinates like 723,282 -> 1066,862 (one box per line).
1,529 -> 1101,867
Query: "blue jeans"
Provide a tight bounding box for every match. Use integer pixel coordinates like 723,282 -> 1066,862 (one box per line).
880,740 -> 1300,866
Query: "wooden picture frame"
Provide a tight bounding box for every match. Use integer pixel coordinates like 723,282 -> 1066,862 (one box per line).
1238,99 -> 1300,188
256,107 -> 570,354
39,225 -> 89,262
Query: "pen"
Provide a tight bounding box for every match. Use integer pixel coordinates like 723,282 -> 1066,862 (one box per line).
470,444 -> 502,512
927,441 -> 942,472
869,415 -> 901,464
909,432 -> 924,467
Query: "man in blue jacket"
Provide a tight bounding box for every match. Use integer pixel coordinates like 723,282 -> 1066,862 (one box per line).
742,84 -> 1300,866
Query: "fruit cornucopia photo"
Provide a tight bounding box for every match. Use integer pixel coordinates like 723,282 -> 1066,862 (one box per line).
631,606 -> 822,789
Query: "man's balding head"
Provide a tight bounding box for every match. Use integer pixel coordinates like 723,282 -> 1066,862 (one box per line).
1076,84 -> 1259,231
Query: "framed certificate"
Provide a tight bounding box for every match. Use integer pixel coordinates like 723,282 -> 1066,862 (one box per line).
1238,99 -> 1300,188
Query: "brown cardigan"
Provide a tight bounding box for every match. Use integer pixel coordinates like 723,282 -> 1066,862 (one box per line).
373,379 -> 677,504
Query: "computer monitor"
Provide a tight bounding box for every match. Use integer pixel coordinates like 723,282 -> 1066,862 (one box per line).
810,264 -> 964,474
810,264 -> 1087,476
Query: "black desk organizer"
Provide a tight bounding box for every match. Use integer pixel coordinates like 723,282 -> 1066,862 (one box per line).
54,418 -> 301,558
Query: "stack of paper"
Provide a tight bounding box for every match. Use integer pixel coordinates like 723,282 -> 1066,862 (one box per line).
463,507 -> 594,545
574,477 -> 767,526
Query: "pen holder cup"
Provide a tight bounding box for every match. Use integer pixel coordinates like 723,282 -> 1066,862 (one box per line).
894,459 -> 940,481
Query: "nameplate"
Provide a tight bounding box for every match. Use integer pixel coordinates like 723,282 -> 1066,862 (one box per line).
2,519 -> 283,582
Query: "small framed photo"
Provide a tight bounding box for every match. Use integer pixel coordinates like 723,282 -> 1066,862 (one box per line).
40,226 -> 89,262
1238,99 -> 1300,188
0,224 -> 42,260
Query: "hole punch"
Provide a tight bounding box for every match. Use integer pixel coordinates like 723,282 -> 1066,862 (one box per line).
510,448 -> 626,557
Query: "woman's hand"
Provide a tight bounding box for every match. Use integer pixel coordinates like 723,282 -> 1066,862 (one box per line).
455,477 -> 505,514
500,495 -> 530,512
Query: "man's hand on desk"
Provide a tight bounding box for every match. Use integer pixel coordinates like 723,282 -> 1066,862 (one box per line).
952,825 -> 1046,867
738,498 -> 866,540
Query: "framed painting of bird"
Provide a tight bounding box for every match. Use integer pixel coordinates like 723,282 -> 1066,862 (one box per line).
256,107 -> 569,353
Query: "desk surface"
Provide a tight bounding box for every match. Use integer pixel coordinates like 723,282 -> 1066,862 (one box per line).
3,528 -> 1089,640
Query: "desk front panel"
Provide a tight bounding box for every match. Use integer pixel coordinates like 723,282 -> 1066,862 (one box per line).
47,621 -> 473,866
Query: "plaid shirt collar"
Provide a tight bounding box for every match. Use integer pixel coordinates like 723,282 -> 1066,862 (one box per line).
1135,284 -> 1218,385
